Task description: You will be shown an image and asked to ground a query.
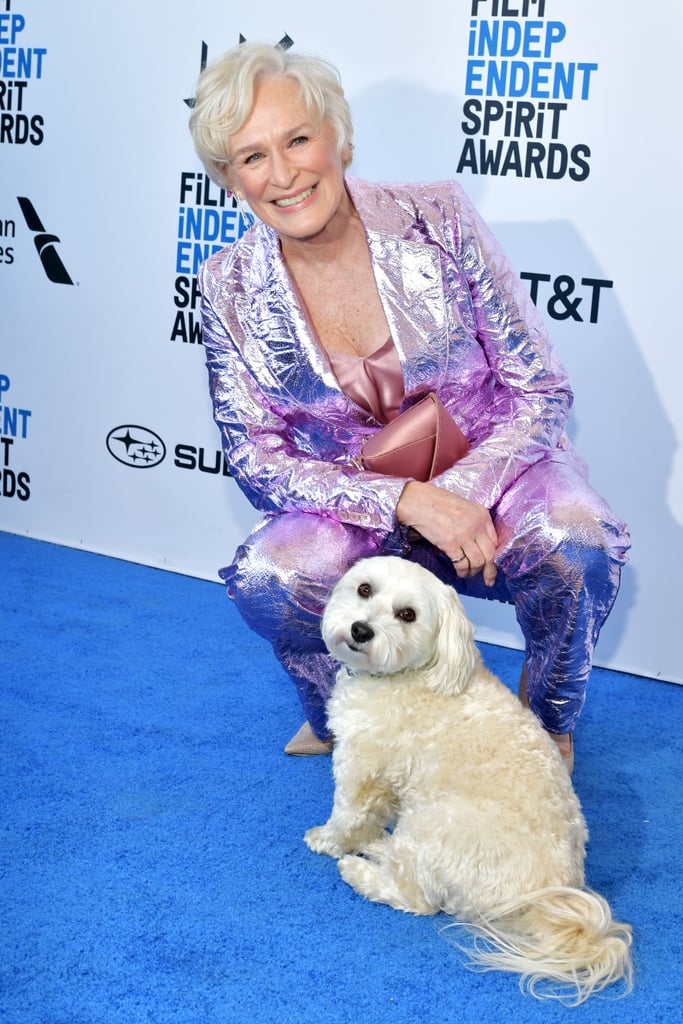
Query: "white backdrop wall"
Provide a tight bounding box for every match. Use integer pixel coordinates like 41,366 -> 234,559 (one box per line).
2,1 -> 680,683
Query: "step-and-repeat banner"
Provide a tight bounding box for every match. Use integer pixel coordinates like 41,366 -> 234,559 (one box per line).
2,1 -> 681,683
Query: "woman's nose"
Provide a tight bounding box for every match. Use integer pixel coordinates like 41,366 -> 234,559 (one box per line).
269,150 -> 297,188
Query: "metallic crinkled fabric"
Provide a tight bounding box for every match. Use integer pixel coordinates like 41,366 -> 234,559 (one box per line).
199,177 -> 630,738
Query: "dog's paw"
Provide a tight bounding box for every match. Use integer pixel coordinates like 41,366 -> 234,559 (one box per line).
304,824 -> 347,858
338,854 -> 438,915
338,854 -> 384,898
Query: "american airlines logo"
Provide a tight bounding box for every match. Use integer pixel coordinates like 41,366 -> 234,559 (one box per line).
16,197 -> 74,285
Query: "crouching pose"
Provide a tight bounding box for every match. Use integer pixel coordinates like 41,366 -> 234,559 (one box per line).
189,41 -> 630,768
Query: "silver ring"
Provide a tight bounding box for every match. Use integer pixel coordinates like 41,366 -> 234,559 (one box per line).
451,555 -> 466,564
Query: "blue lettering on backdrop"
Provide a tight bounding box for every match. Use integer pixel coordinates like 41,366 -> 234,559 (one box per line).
0,10 -> 47,80
458,3 -> 598,180
465,59 -> 597,100
171,172 -> 253,344
468,19 -> 566,59
0,3 -> 47,145
177,207 -> 242,245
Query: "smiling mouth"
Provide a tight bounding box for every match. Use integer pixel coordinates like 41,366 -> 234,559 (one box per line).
274,185 -> 316,208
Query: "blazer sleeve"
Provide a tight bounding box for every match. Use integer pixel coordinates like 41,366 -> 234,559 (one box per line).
199,267 -> 406,533
433,181 -> 574,509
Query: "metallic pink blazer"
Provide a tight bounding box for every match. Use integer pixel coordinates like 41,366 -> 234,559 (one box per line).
199,176 -> 629,737
199,175 -> 581,530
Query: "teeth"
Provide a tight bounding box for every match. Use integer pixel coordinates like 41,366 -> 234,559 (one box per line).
275,186 -> 315,207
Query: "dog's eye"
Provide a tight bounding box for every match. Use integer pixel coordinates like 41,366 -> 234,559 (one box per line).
357,583 -> 372,598
395,607 -> 416,623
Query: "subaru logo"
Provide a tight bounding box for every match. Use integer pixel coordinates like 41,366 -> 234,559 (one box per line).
106,425 -> 166,468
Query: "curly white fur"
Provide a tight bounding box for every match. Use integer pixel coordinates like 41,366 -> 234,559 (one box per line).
304,556 -> 632,1004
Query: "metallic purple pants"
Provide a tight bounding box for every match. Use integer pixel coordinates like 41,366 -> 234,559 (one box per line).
223,456 -> 629,740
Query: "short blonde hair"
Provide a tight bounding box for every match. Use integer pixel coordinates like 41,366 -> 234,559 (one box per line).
189,41 -> 354,188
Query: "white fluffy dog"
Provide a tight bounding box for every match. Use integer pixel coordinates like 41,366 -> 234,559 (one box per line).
304,556 -> 632,1003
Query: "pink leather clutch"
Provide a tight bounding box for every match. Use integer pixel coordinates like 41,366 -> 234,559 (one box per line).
361,392 -> 469,481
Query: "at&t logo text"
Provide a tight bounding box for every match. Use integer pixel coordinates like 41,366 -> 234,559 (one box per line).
522,272 -> 613,324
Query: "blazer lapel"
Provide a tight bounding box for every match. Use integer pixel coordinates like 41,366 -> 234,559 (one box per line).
365,229 -> 449,401
240,229 -> 346,411
346,176 -> 449,402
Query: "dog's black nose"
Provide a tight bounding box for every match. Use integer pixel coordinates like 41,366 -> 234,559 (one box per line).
351,620 -> 374,644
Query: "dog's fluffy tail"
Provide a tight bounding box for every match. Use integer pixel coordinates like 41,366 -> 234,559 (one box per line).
443,886 -> 633,1005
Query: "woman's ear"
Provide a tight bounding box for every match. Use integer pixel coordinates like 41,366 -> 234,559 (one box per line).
225,180 -> 238,199
218,165 -> 237,198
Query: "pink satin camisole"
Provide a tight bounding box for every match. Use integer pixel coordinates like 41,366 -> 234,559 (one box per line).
327,337 -> 405,424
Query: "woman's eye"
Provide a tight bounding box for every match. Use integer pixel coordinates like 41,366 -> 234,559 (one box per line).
290,135 -> 308,147
243,152 -> 263,165
396,608 -> 416,623
357,583 -> 372,598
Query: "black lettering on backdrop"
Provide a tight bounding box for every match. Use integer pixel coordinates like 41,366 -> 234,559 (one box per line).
521,272 -> 613,323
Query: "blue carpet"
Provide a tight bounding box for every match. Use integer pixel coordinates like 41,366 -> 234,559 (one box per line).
1,530 -> 682,1023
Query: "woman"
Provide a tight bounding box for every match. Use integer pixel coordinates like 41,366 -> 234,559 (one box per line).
189,41 -> 629,770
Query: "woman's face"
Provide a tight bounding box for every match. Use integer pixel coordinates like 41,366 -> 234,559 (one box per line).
226,76 -> 351,246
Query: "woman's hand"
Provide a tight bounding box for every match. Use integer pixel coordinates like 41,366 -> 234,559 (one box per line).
396,480 -> 498,586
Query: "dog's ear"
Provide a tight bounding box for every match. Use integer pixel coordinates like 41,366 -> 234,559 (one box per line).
423,585 -> 480,696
